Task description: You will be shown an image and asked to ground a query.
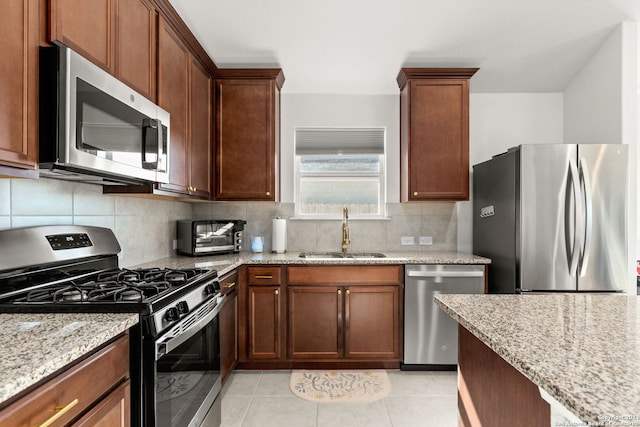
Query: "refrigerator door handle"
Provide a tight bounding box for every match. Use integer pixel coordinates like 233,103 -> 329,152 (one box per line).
568,159 -> 583,277
579,158 -> 593,277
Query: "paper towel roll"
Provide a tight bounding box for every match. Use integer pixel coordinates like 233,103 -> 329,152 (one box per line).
272,218 -> 287,253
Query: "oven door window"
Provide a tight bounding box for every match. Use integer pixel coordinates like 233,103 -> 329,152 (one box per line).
155,315 -> 221,427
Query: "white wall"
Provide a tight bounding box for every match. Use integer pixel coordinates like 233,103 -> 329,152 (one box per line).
562,22 -> 638,294
457,93 -> 565,253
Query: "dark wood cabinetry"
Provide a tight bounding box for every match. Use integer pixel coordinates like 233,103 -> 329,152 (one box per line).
0,0 -> 41,177
244,266 -> 284,361
220,269 -> 238,385
50,0 -> 157,101
287,266 -> 401,362
397,68 -> 478,201
0,333 -> 130,426
115,0 -> 157,100
214,70 -> 284,201
188,57 -> 212,198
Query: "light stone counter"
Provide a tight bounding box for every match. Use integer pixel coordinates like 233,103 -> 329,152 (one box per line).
134,250 -> 491,277
0,313 -> 138,404
435,294 -> 640,424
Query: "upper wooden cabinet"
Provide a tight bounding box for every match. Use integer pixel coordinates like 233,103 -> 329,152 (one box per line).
49,0 -> 157,100
115,0 -> 157,100
155,18 -> 211,199
0,0 -> 41,177
397,68 -> 478,201
214,69 -> 284,201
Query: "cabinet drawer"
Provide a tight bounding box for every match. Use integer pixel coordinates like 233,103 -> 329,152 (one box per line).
288,265 -> 402,285
220,269 -> 239,295
247,266 -> 282,285
0,333 -> 129,427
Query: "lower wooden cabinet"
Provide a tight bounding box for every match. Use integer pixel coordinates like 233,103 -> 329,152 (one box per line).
239,264 -> 402,368
0,333 -> 130,427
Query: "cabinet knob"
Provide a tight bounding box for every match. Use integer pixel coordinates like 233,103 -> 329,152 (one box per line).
346,289 -> 350,295
413,191 -> 418,196
266,191 -> 271,197
337,289 -> 342,295
274,289 -> 279,295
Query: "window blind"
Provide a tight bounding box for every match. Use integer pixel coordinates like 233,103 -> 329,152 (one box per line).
295,127 -> 385,155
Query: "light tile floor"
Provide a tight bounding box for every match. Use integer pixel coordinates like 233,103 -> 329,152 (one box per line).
221,370 -> 458,427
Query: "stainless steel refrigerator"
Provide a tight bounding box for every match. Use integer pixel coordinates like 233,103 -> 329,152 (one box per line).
473,144 -> 627,293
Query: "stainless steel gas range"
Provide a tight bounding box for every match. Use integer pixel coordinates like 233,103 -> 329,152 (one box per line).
0,225 -> 225,427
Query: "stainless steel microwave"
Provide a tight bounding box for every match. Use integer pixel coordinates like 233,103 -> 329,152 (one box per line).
39,44 -> 170,185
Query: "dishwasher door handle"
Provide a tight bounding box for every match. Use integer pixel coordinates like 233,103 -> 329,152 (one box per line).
406,270 -> 485,278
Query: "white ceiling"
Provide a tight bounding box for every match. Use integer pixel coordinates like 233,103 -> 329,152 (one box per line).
168,0 -> 639,94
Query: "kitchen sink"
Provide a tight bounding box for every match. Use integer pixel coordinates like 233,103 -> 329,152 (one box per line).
298,252 -> 386,259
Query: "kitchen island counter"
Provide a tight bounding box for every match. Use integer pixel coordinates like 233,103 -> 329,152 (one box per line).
134,250 -> 491,277
435,294 -> 640,424
0,313 -> 138,405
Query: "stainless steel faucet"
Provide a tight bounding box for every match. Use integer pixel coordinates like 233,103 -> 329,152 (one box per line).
341,207 -> 350,254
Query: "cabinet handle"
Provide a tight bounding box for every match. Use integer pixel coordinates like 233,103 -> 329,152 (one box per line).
266,191 -> 271,196
254,275 -> 273,279
34,398 -> 79,427
223,282 -> 237,289
337,289 -> 342,295
413,191 -> 418,196
274,289 -> 279,295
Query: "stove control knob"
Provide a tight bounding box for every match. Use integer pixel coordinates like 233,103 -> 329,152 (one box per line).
165,307 -> 179,322
176,301 -> 189,315
204,284 -> 218,296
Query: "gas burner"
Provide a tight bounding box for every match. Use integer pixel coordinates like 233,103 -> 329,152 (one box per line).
119,289 -> 143,302
53,287 -> 87,302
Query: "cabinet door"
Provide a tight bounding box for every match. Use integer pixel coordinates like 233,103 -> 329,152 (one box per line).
215,79 -> 277,201
115,0 -> 156,100
49,0 -> 115,72
220,290 -> 237,385
0,0 -> 40,173
189,57 -> 212,198
288,286 -> 342,359
344,286 -> 400,359
247,285 -> 282,360
407,79 -> 469,200
71,379 -> 130,427
157,17 -> 189,192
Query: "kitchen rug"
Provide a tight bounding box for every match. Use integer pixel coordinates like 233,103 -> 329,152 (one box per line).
290,370 -> 391,402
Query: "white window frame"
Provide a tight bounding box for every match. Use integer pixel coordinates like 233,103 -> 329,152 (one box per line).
294,128 -> 387,220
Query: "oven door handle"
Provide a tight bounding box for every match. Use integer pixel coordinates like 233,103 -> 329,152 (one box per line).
156,295 -> 226,361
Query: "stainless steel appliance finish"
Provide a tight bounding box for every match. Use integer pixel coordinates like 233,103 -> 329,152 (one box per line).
177,219 -> 246,256
403,265 -> 485,368
473,144 -> 628,293
39,44 -> 170,185
0,225 -> 224,427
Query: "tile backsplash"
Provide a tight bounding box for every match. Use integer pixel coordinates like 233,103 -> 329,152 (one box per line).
1,178 -> 457,268
193,201 -> 457,253
0,178 -> 192,267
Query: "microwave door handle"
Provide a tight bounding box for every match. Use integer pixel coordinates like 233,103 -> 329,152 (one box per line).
142,118 -> 159,169
157,120 -> 167,173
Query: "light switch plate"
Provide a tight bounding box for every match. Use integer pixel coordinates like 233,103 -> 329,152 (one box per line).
172,239 -> 178,250
419,236 -> 433,245
401,236 -> 415,246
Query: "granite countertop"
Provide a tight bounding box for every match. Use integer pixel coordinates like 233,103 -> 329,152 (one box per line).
435,294 -> 640,423
133,250 -> 491,277
0,313 -> 138,405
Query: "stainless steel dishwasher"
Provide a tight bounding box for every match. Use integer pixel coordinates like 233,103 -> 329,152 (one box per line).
402,264 -> 485,369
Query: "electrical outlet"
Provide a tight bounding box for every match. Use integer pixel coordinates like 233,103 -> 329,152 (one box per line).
172,239 -> 178,250
419,236 -> 433,245
400,236 -> 415,246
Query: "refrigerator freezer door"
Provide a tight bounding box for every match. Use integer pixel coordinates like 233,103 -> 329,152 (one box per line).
519,145 -> 577,291
577,144 -> 627,292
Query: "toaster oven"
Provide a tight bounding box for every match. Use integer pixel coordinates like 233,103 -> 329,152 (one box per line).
177,220 -> 246,256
